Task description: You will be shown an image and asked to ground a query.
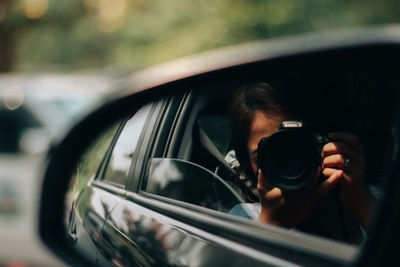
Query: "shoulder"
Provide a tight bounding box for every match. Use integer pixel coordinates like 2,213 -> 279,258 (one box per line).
229,203 -> 260,220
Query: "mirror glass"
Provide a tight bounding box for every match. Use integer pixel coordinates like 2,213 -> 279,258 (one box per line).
63,57 -> 399,265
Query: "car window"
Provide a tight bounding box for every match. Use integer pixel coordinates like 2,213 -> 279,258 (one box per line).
71,122 -> 120,192
145,158 -> 244,212
197,115 -> 231,155
140,92 -> 245,212
138,64 -> 399,248
102,104 -> 152,186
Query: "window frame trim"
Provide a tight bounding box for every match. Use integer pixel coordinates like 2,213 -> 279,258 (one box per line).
127,190 -> 357,266
125,99 -> 168,192
127,93 -> 188,193
96,103 -> 155,189
95,119 -> 128,184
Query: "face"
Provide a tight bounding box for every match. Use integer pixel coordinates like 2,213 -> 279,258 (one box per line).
247,111 -> 286,175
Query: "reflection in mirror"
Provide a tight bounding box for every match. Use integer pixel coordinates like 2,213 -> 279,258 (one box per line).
145,158 -> 244,212
64,121 -> 120,259
63,61 -> 399,265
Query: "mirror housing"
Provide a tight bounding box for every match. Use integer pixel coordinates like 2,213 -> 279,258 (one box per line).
39,26 -> 400,266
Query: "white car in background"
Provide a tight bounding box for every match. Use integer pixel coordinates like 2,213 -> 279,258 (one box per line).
0,73 -> 115,266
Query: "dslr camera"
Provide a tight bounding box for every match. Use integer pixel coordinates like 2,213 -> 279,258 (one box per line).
257,121 -> 330,191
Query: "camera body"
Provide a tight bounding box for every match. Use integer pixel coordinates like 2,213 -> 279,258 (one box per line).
257,121 -> 330,191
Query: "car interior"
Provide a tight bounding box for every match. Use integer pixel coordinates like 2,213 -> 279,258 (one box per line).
181,89 -> 259,202
144,90 -> 247,212
143,60 -> 400,239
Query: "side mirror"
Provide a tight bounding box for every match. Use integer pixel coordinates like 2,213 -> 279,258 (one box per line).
39,26 -> 400,266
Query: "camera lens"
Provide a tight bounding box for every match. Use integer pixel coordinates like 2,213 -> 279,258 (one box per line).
258,130 -> 319,191
272,142 -> 308,179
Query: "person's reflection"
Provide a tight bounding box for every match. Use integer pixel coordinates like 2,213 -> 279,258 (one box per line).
122,208 -> 136,232
229,82 -> 378,244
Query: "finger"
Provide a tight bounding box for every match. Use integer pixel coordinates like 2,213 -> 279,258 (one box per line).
322,167 -> 351,184
322,167 -> 337,177
257,171 -> 274,191
268,188 -> 285,202
328,132 -> 362,152
322,141 -> 355,158
257,171 -> 283,203
315,169 -> 343,198
322,154 -> 347,169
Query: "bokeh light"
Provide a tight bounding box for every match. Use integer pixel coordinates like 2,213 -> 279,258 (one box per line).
22,0 -> 49,20
3,86 -> 24,110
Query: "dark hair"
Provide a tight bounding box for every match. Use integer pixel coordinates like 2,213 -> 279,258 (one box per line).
231,82 -> 291,183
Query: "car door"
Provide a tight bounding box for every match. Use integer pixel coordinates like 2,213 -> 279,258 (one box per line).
92,86 -> 365,266
98,89 -> 267,266
100,86 -> 371,266
68,102 -> 154,265
95,95 -> 182,266
65,75 -> 373,267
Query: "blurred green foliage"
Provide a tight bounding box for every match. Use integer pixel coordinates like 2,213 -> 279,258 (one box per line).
1,0 -> 400,72
69,120 -> 120,194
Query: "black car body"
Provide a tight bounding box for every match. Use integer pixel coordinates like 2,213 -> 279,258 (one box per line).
68,90 -> 270,265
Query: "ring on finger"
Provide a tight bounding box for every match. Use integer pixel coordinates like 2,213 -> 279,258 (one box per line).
344,157 -> 350,168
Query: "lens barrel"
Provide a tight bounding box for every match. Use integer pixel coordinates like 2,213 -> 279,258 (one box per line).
257,129 -> 320,191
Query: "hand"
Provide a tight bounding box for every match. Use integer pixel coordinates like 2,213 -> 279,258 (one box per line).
257,167 -> 343,228
322,132 -> 376,228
